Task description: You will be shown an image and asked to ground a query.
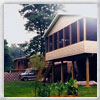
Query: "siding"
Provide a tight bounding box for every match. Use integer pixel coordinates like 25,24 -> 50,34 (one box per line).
84,41 -> 97,53
48,16 -> 82,36
46,41 -> 97,61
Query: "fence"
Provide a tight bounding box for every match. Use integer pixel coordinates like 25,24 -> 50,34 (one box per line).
4,71 -> 23,82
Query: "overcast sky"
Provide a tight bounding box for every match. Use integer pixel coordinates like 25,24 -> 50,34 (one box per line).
4,4 -> 97,46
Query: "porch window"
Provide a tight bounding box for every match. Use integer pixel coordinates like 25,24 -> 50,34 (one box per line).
54,32 -> 57,50
45,37 -> 48,52
72,22 -> 77,44
79,18 -> 84,41
65,26 -> 70,46
86,18 -> 97,41
49,35 -> 52,51
59,29 -> 63,48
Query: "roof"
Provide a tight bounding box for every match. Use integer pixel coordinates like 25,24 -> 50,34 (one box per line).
44,14 -> 97,37
13,56 -> 29,61
44,14 -> 80,37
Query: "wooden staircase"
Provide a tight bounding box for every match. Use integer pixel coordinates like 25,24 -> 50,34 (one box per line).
38,62 -> 52,82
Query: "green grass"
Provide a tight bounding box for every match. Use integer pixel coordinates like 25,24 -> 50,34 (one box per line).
78,85 -> 97,97
4,81 -> 35,97
4,81 -> 97,97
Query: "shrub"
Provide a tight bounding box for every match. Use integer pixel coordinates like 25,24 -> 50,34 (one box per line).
65,78 -> 78,95
37,82 -> 50,97
37,78 -> 78,97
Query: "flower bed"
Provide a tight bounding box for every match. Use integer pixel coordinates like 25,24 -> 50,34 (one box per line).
37,78 -> 79,97
51,94 -> 81,97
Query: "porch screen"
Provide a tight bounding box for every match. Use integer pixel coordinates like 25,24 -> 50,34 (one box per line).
49,35 -> 52,51
65,26 -> 70,46
72,22 -> 77,44
45,37 -> 48,52
59,29 -> 63,48
54,32 -> 57,50
79,18 -> 84,41
86,18 -> 97,41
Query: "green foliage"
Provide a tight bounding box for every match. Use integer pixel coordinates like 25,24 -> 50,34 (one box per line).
28,54 -> 46,81
9,44 -> 25,59
4,39 -> 13,72
37,82 -> 50,97
19,4 -> 64,55
28,54 -> 46,96
65,78 -> 78,95
50,82 -> 65,96
19,4 -> 63,32
18,35 -> 41,56
37,78 -> 78,97
4,81 -> 97,97
28,54 -> 46,70
28,54 -> 40,70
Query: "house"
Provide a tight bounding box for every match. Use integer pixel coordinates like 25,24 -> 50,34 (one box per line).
44,14 -> 97,86
13,56 -> 29,71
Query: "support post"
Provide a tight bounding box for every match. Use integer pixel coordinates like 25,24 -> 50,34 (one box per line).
52,62 -> 54,83
84,17 -> 86,40
86,57 -> 90,87
72,60 -> 74,80
61,61 -> 64,83
77,20 -> 80,42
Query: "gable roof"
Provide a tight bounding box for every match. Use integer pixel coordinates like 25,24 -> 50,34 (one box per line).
44,14 -> 97,37
44,14 -> 81,37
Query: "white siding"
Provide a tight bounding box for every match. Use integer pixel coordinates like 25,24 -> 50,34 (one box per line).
48,16 -> 82,36
84,41 -> 97,53
46,41 -> 97,61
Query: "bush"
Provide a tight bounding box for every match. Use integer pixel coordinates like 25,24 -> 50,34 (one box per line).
37,78 -> 78,97
37,82 -> 50,97
65,78 -> 78,95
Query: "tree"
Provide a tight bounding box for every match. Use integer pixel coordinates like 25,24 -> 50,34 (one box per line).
18,42 -> 29,55
9,44 -> 25,59
28,54 -> 46,72
4,39 -> 13,72
28,54 -> 46,96
18,35 -> 41,56
19,4 -> 64,55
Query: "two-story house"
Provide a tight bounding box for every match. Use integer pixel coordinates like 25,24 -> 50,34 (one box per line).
44,14 -> 97,87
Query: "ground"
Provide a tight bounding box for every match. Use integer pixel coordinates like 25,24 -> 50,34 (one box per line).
4,81 -> 97,97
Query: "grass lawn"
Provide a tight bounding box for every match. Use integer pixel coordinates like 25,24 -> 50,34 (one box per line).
4,81 -> 97,97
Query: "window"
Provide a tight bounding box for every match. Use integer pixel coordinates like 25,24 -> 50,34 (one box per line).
79,18 -> 84,41
65,26 -> 70,46
59,29 -> 63,48
45,37 -> 48,52
86,18 -> 97,41
49,35 -> 52,51
72,22 -> 77,44
54,32 -> 57,50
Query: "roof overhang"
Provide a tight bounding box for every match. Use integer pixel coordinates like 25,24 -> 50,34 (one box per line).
44,14 -> 80,38
44,14 -> 97,38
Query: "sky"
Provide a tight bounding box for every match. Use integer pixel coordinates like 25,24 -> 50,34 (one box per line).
4,4 -> 97,46
4,4 -> 37,46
